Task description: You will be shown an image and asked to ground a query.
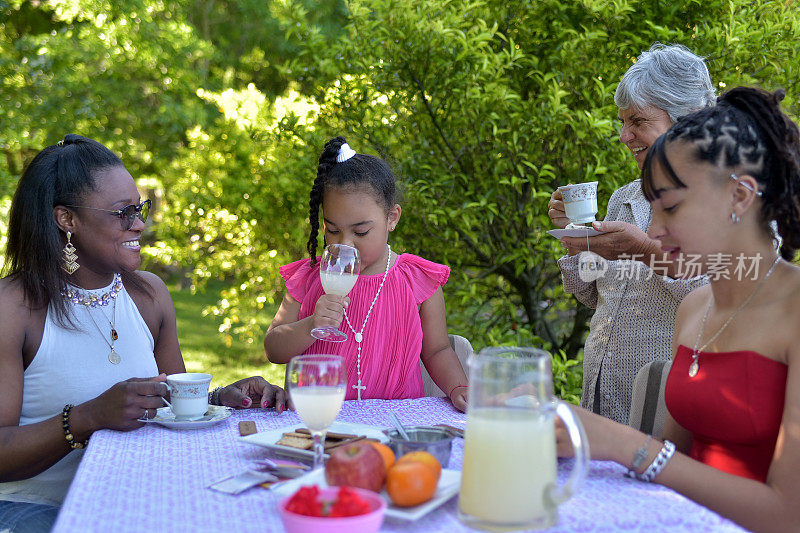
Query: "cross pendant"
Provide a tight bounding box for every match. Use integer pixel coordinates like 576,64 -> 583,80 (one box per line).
352,380 -> 366,401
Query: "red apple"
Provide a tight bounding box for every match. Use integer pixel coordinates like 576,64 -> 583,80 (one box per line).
325,441 -> 386,492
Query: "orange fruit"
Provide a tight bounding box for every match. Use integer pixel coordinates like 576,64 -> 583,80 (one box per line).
385,461 -> 438,507
396,451 -> 441,481
368,441 -> 395,471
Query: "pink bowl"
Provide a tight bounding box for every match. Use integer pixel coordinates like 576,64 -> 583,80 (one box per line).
278,487 -> 386,533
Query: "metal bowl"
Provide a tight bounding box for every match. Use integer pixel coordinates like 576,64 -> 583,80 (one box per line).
382,426 -> 455,467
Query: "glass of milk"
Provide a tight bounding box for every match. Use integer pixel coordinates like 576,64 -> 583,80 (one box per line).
458,347 -> 589,531
286,355 -> 347,470
310,244 -> 361,342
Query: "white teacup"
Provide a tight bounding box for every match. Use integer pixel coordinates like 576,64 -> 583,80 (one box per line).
163,373 -> 212,420
558,182 -> 598,225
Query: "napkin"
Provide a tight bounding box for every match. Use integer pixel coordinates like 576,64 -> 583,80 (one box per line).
208,470 -> 279,495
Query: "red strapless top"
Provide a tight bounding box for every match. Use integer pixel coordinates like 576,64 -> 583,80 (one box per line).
665,344 -> 787,482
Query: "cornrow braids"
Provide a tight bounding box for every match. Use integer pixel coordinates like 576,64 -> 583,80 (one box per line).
306,136 -> 398,264
722,88 -> 800,261
642,87 -> 800,260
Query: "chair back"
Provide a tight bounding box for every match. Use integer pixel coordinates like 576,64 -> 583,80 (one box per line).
283,334 -> 474,397
420,334 -> 473,397
628,359 -> 672,438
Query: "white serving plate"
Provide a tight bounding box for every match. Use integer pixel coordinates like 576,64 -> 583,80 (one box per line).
239,421 -> 389,461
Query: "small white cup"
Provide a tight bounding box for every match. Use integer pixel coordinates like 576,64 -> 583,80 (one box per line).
164,373 -> 212,420
558,182 -> 599,224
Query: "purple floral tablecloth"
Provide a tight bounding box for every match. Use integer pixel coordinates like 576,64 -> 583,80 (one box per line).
53,397 -> 746,532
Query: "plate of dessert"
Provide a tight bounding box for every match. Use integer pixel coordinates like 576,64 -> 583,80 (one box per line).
239,421 -> 389,461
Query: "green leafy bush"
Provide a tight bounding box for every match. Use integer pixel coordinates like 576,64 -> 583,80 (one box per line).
3,0 -> 800,392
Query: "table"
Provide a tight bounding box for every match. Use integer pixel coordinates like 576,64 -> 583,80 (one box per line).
53,397 -> 746,532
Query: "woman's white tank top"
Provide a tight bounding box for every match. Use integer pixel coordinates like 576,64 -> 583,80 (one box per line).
0,277 -> 159,506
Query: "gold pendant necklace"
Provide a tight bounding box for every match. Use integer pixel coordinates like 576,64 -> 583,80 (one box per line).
72,274 -> 122,365
690,255 -> 780,377
85,295 -> 120,364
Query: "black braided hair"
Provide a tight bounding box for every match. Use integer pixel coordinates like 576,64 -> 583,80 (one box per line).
306,136 -> 397,264
642,87 -> 800,261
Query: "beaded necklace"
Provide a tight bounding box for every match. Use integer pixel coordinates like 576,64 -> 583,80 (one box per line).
343,244 -> 392,400
62,273 -> 123,308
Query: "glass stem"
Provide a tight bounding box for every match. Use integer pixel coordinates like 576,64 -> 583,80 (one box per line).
311,430 -> 326,470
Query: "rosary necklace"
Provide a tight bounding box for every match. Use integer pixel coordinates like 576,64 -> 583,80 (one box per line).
690,255 -> 781,377
64,274 -> 123,364
343,244 -> 392,400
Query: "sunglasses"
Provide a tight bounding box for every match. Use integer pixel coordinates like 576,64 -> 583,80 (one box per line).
64,199 -> 151,231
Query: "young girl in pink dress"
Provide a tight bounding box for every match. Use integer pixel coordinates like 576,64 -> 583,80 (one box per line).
265,136 -> 468,412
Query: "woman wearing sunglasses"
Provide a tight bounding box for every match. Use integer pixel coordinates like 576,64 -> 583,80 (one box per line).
0,134 -> 288,531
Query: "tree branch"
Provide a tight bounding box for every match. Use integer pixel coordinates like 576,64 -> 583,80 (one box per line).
408,71 -> 468,175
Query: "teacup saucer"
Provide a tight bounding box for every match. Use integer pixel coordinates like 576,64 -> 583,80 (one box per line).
146,405 -> 233,430
547,227 -> 605,239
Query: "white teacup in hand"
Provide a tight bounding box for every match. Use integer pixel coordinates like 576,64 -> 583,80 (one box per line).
162,372 -> 213,420
558,182 -> 598,225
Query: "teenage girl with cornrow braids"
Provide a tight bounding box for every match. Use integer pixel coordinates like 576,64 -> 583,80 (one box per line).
265,136 -> 469,412
557,87 -> 800,532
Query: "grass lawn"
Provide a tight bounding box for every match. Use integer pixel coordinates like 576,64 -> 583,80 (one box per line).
169,281 -> 286,390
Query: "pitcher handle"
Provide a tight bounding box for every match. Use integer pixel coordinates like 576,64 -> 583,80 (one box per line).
547,401 -> 590,506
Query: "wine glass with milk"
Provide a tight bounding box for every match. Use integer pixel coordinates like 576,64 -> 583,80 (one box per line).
287,354 -> 347,469
310,244 -> 360,342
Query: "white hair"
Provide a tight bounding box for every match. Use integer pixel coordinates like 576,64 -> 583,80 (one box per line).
615,43 -> 716,122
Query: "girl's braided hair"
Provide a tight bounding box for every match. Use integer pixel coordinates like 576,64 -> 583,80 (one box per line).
306,136 -> 397,264
642,87 -> 800,261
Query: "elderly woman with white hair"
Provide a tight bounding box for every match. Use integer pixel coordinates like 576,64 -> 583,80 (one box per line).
548,43 -> 713,427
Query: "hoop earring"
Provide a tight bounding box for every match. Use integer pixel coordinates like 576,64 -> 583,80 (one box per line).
62,231 -> 80,274
731,212 -> 741,224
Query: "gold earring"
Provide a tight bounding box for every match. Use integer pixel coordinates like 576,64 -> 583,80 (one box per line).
62,231 -> 80,274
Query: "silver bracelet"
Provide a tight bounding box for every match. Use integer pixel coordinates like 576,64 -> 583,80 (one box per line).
635,440 -> 676,482
624,435 -> 652,479
208,386 -> 224,406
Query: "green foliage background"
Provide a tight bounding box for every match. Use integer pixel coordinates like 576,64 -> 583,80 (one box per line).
2,0 -> 799,401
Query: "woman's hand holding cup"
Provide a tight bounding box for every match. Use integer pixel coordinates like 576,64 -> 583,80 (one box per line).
548,189 -> 570,229
83,375 -> 169,431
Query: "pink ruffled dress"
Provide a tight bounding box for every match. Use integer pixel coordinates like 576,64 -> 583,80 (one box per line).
279,253 -> 450,400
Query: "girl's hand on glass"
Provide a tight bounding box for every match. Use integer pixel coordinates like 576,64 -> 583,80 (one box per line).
312,244 -> 359,342
311,294 -> 349,331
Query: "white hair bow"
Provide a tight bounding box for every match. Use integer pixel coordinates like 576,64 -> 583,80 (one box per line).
336,143 -> 356,163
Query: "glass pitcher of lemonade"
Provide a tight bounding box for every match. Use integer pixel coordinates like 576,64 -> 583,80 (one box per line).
458,347 -> 589,531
